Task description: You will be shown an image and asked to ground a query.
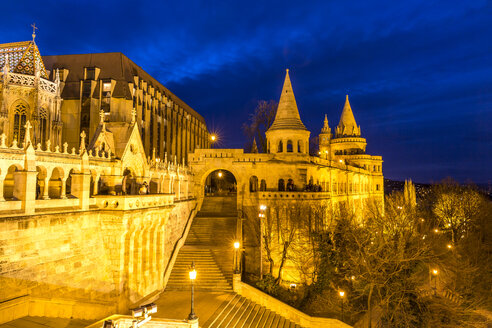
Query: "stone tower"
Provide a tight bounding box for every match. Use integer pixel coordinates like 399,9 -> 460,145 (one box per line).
265,69 -> 310,155
318,114 -> 331,159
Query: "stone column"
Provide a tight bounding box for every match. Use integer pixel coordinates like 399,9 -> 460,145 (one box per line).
60,177 -> 68,199
42,176 -> 50,199
14,170 -> 37,215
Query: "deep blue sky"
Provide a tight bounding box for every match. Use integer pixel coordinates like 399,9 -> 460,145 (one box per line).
1,1 -> 490,183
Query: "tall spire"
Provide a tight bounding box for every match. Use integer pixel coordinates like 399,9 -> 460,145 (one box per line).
336,95 -> 360,137
267,69 -> 307,131
321,114 -> 331,134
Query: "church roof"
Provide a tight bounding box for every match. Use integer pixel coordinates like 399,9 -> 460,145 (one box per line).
267,69 -> 307,131
0,41 -> 48,78
336,95 -> 361,137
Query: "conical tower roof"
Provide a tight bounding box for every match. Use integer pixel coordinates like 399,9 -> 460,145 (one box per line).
336,95 -> 360,137
267,69 -> 307,131
321,114 -> 331,133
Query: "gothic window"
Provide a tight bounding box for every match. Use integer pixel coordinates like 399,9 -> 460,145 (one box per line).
13,103 -> 28,144
287,140 -> 293,152
39,107 -> 48,144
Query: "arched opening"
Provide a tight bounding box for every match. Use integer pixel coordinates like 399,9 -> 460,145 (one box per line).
260,179 -> 267,191
3,165 -> 23,200
286,140 -> 293,153
286,178 -> 295,191
122,168 -> 136,195
249,176 -> 258,192
48,167 -> 64,199
277,140 -> 283,153
204,169 -> 237,197
297,140 -> 302,153
278,179 -> 285,191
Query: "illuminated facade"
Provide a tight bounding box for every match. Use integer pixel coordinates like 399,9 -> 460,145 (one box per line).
43,52 -> 210,164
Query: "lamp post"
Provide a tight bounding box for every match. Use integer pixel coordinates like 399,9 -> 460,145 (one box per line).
234,241 -> 240,273
188,261 -> 197,321
210,134 -> 217,148
339,290 -> 345,322
431,268 -> 438,296
259,204 -> 267,280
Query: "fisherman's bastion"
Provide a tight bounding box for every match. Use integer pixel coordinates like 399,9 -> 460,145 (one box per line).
0,34 -> 383,328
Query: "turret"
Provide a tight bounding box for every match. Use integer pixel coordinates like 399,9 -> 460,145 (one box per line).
331,95 -> 366,157
265,69 -> 310,156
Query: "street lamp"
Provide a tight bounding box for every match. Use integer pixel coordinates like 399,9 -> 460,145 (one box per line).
210,134 -> 217,148
339,290 -> 345,322
234,241 -> 240,273
188,261 -> 197,321
431,268 -> 438,296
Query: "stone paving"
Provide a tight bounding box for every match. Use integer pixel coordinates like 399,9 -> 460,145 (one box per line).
0,316 -> 91,328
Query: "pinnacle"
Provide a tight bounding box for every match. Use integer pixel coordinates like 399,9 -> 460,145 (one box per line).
267,69 -> 307,131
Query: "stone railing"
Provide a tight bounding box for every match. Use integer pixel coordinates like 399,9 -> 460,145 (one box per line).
257,191 -> 332,200
93,194 -> 175,211
85,315 -> 198,328
232,276 -> 352,328
1,72 -> 57,94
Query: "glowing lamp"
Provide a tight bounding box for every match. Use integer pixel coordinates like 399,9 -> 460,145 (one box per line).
339,291 -> 345,297
210,135 -> 216,141
217,172 -> 223,178
234,241 -> 240,249
189,269 -> 197,280
432,269 -> 438,276
259,204 -> 267,210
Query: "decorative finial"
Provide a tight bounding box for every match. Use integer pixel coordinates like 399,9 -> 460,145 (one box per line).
31,23 -> 38,42
23,120 -> 33,148
100,109 -> 105,124
3,54 -> 9,74
286,68 -> 289,73
80,130 -> 86,152
131,107 -> 136,124
346,94 -> 349,101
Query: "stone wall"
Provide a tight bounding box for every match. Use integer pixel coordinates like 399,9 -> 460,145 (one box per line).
0,199 -> 196,323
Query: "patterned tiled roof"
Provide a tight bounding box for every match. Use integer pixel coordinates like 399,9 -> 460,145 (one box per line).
0,41 -> 48,78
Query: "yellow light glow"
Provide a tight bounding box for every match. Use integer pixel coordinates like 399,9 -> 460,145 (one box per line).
447,244 -> 452,249
432,269 -> 438,276
339,159 -> 343,163
189,269 -> 197,280
210,135 -> 216,141
434,228 -> 439,233
217,172 -> 223,178
234,241 -> 240,249
259,204 -> 267,210
339,291 -> 345,297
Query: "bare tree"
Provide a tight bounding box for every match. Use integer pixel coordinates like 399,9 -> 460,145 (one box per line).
242,100 -> 277,152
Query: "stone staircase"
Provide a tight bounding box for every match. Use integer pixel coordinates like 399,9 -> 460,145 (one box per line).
204,294 -> 302,328
166,196 -> 304,327
165,247 -> 232,291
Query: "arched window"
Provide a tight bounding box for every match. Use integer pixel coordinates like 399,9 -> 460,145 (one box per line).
13,103 -> 28,144
249,176 -> 258,192
260,179 -> 267,191
297,140 -> 302,153
278,179 -> 285,191
39,107 -> 48,145
286,140 -> 293,152
277,140 -> 283,153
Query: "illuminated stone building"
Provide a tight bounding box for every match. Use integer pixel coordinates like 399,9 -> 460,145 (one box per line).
43,52 -> 210,164
0,33 -> 381,326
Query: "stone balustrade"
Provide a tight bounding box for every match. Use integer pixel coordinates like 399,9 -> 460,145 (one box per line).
94,194 -> 175,211
257,191 -> 332,200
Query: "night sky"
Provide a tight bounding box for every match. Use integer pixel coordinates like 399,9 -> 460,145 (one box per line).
1,1 -> 490,184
